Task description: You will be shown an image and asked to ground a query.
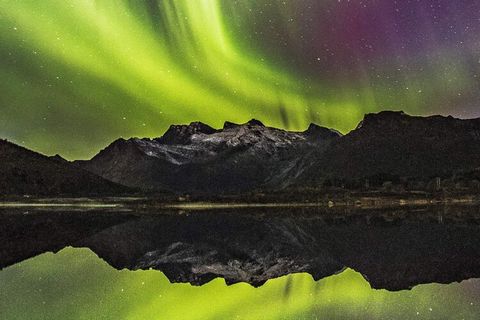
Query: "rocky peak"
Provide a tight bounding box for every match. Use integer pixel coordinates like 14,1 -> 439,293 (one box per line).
246,119 -> 265,127
50,154 -> 68,163
304,123 -> 342,140
356,111 -> 407,130
89,138 -> 144,162
157,121 -> 217,145
223,119 -> 265,130
354,111 -> 480,135
223,121 -> 240,129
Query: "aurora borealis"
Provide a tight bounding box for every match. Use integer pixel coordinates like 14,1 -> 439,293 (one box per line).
1,0 -> 480,159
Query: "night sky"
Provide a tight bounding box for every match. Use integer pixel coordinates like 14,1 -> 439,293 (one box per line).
1,0 -> 480,159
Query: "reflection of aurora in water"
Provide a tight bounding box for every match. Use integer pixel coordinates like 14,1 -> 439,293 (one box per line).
1,248 -> 480,320
1,0 -> 480,159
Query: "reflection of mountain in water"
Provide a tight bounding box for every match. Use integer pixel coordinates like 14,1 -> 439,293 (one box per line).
2,206 -> 480,291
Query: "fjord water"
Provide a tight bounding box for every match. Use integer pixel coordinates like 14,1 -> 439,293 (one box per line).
1,204 -> 480,319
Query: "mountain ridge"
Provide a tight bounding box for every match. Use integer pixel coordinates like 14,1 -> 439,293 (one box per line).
76,111 -> 480,194
76,119 -> 340,193
305,110 -> 480,183
0,139 -> 131,196
3,111 -> 480,196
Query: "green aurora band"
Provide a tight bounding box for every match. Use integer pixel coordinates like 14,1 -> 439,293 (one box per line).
1,0 -> 479,159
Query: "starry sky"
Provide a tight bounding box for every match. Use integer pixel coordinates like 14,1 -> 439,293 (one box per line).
1,0 -> 480,159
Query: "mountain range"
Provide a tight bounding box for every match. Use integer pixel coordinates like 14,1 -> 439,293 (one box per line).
0,139 -> 129,196
2,111 -> 480,196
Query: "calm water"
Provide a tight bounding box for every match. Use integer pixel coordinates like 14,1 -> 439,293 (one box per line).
1,204 -> 480,319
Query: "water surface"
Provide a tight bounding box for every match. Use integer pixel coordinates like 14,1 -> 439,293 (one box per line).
1,204 -> 480,319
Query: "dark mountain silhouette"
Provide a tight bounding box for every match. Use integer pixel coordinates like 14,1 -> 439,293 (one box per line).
76,111 -> 480,194
0,139 -> 130,196
301,111 -> 480,185
4,111 -> 480,196
76,119 -> 340,193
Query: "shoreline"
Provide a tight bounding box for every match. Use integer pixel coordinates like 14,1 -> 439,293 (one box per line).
1,194 -> 480,210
